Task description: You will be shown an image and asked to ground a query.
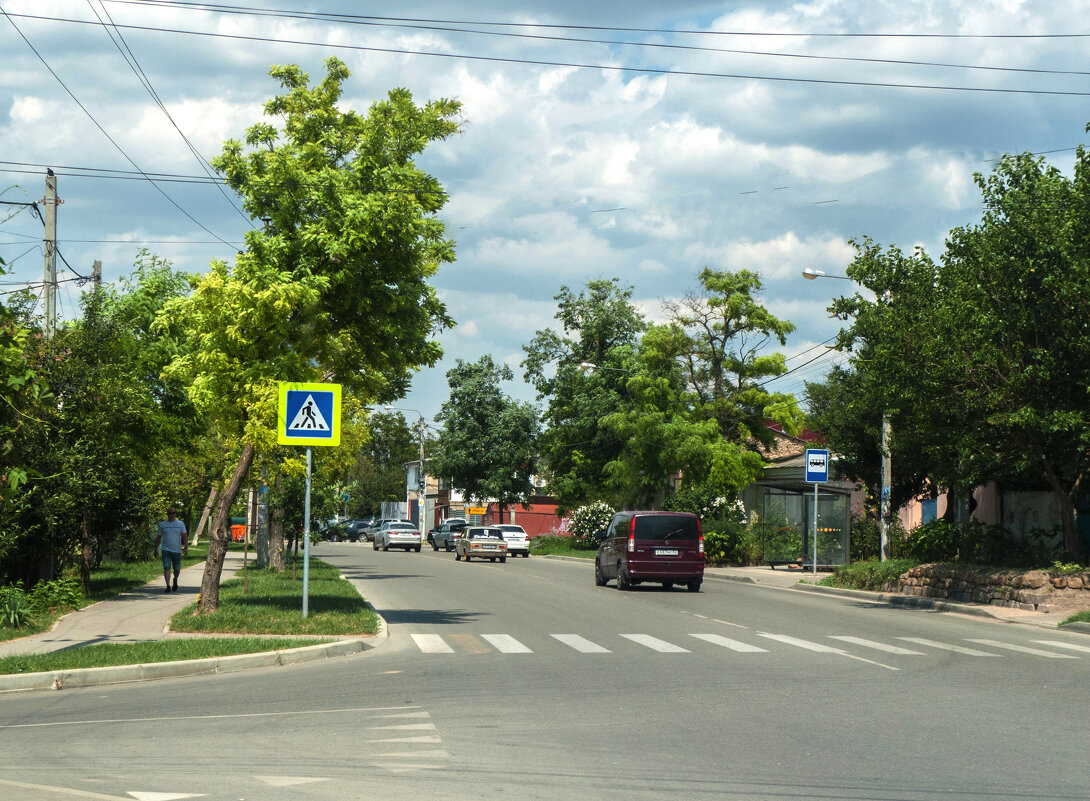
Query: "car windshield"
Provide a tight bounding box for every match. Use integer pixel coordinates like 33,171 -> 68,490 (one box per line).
633,515 -> 700,540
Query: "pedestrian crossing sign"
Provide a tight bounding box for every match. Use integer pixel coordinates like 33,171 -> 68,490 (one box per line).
277,382 -> 341,446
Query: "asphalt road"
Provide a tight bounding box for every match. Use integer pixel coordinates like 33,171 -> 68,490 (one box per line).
1,542 -> 1088,801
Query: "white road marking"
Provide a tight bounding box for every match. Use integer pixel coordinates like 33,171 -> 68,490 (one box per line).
1033,640 -> 1090,654
897,637 -> 1002,656
0,778 -> 130,800
367,723 -> 437,731
552,634 -> 611,653
689,634 -> 768,653
253,777 -> 330,787
367,735 -> 443,744
757,633 -> 843,653
966,639 -> 1078,658
0,706 -> 420,730
482,634 -> 533,653
128,794 -> 205,801
410,633 -> 453,653
828,636 -> 923,655
621,634 -> 690,653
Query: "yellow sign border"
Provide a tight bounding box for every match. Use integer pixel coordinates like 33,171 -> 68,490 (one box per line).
277,382 -> 342,447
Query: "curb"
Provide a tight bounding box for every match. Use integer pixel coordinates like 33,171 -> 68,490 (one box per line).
0,601 -> 390,694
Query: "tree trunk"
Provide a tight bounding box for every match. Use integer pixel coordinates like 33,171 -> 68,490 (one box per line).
1041,462 -> 1083,563
198,442 -> 256,613
80,507 -> 93,595
269,503 -> 285,571
190,486 -> 218,546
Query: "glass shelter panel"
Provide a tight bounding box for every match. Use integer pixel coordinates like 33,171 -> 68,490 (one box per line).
759,488 -> 850,567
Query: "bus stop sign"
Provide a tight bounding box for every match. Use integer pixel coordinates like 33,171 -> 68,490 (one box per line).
805,449 -> 829,483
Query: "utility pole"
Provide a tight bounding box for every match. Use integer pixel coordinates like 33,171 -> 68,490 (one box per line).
417,415 -> 427,529
879,412 -> 891,561
92,259 -> 102,287
42,169 -> 58,337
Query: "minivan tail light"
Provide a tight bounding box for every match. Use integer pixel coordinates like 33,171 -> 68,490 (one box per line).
627,517 -> 636,553
697,518 -> 704,554
698,534 -> 704,555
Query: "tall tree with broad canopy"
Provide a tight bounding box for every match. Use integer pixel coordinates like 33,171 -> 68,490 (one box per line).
432,355 -> 540,522
161,58 -> 460,610
601,269 -> 801,506
521,279 -> 645,513
815,145 -> 1090,562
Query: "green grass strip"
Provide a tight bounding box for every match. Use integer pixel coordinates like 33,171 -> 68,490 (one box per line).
0,636 -> 333,675
1062,609 -> 1090,626
530,536 -> 597,559
170,557 -> 379,636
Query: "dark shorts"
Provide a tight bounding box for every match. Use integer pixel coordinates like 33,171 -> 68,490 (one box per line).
161,550 -> 182,573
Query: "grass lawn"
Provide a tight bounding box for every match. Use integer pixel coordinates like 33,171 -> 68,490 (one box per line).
530,535 -> 597,559
1062,609 -> 1090,626
170,556 -> 379,636
0,636 -> 334,675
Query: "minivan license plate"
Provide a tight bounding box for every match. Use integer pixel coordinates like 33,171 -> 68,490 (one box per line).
656,549 -> 679,557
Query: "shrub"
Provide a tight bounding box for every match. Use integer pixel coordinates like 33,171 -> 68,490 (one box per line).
904,519 -> 1060,568
820,558 -> 919,592
0,586 -> 30,628
110,523 -> 155,563
701,520 -> 754,565
567,501 -> 615,548
26,577 -> 82,612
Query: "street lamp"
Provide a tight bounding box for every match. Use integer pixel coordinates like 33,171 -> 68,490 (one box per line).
384,405 -> 428,530
802,268 -> 892,562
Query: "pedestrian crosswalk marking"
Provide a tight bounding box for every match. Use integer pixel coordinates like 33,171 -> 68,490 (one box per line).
897,637 -> 1002,656
966,639 -> 1077,659
828,636 -> 923,655
756,633 -> 843,653
552,634 -> 610,653
1033,640 -> 1090,654
689,634 -> 768,653
621,634 -> 690,653
410,634 -> 453,653
482,634 -> 533,653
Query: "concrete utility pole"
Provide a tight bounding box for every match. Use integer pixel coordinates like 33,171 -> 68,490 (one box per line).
42,169 -> 58,337
879,412 -> 892,561
92,259 -> 102,286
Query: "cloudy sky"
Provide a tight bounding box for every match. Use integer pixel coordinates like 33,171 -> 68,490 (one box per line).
2,1 -> 1087,424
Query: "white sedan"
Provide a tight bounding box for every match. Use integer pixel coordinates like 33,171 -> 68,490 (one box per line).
494,524 -> 530,557
374,521 -> 422,552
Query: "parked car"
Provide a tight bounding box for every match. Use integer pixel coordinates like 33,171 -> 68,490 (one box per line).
594,511 -> 703,592
321,521 -> 348,542
374,520 -> 422,552
455,526 -> 508,562
493,523 -> 530,557
431,518 -> 467,551
342,518 -> 371,542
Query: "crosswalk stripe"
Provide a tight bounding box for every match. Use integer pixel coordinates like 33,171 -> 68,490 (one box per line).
551,634 -> 610,653
828,636 -> 923,655
621,634 -> 690,653
410,634 -> 453,654
481,634 -> 533,653
1033,640 -> 1090,654
756,633 -> 843,653
897,637 -> 1002,656
689,634 -> 768,653
966,639 -> 1078,658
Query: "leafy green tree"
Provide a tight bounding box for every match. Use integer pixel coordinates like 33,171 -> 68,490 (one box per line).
432,355 -> 540,521
522,279 -> 645,512
160,58 -> 461,610
348,411 -> 419,516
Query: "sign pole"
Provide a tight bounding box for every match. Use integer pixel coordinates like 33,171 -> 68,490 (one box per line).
804,448 -> 830,575
813,482 -> 818,575
303,445 -> 312,618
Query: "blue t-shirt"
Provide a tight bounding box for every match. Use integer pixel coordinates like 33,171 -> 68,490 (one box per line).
157,519 -> 187,553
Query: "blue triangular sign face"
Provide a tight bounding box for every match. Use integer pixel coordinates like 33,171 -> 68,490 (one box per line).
288,394 -> 330,431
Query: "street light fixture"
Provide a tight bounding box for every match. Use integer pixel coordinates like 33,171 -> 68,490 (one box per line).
802,268 -> 892,562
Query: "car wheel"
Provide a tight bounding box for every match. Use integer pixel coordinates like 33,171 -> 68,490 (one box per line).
372,540 -> 378,551
455,551 -> 461,561
382,543 -> 389,552
445,544 -> 453,552
594,559 -> 607,586
415,546 -> 421,552
662,582 -> 673,590
687,581 -> 702,593
617,563 -> 631,591
432,542 -> 439,551
464,552 -> 470,562
500,557 -> 507,563
490,557 -> 496,563
330,534 -> 340,542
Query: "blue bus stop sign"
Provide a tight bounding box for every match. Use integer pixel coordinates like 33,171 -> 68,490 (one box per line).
805,449 -> 829,483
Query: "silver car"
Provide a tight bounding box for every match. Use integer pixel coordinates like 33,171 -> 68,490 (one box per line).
373,521 -> 422,552
494,523 -> 530,557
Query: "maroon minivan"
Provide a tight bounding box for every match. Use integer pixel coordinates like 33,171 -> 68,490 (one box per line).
594,511 -> 704,592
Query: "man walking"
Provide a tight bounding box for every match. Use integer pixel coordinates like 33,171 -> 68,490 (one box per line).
155,507 -> 188,593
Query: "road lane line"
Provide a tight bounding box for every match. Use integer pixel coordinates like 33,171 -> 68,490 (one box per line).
482,634 -> 533,653
1033,640 -> 1090,654
828,636 -> 923,655
621,634 -> 690,653
410,633 -> 453,654
897,637 -> 1002,656
689,634 -> 768,653
552,634 -> 610,653
966,639 -> 1078,658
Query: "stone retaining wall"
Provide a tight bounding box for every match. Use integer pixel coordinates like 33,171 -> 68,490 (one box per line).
890,564 -> 1090,613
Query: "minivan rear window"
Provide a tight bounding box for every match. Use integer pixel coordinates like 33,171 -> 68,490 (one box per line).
633,515 -> 699,540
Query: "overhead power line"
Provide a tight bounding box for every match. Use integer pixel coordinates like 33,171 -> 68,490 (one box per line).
8,12 -> 1090,96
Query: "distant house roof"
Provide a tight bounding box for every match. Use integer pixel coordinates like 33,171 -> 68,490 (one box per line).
759,424 -> 824,464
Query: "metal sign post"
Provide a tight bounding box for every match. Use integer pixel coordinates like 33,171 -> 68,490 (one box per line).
278,382 -> 342,618
805,449 -> 830,575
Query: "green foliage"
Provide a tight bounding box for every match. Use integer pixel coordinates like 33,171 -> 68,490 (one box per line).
819,558 -> 920,592
566,501 -> 614,546
26,577 -> 82,612
529,535 -> 597,557
0,587 -> 30,628
432,355 -> 540,509
664,484 -> 746,522
700,521 -> 755,566
904,519 -> 1060,568
1051,561 -> 1084,574
848,509 -> 910,561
